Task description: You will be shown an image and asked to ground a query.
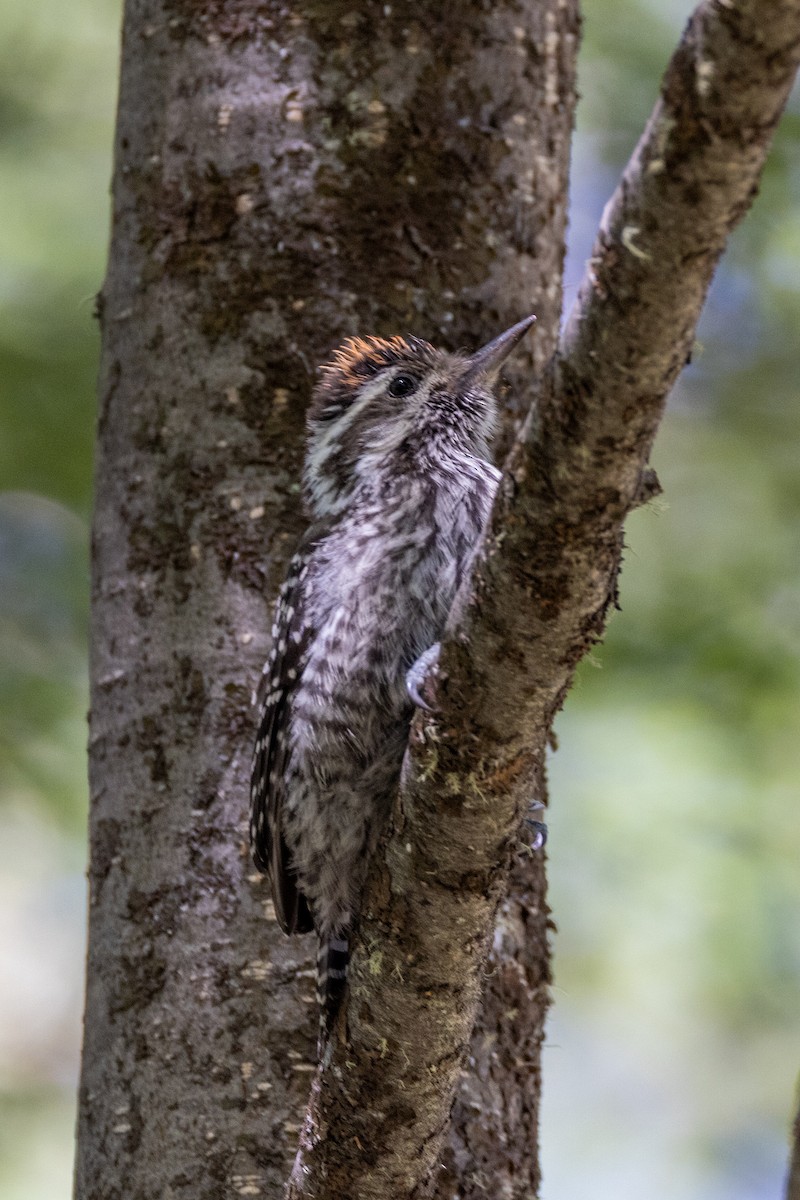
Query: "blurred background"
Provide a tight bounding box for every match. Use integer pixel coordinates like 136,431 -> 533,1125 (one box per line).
0,0 -> 797,1196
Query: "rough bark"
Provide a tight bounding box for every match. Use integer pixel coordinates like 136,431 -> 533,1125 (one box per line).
77,0 -> 800,1196
76,2 -> 575,1199
289,2 -> 800,1197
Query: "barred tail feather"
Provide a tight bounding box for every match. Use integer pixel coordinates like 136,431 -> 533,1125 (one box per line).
316,933 -> 350,1057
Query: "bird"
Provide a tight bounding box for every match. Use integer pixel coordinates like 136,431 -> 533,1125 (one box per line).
250,315 -> 535,1052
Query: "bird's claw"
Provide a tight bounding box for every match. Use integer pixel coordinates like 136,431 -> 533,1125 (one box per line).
406,643 -> 441,711
522,803 -> 547,852
524,819 -> 548,852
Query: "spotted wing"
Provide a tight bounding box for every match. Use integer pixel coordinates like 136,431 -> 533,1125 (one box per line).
250,551 -> 315,935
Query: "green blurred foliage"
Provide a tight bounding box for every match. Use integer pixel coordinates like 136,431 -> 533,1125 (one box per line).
0,2 -> 119,1195
0,0 -> 116,511
544,3 -> 800,1197
0,0 -> 797,1198
0,0 -> 118,835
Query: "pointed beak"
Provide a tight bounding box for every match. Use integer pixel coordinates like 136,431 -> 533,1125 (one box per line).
461,315 -> 536,388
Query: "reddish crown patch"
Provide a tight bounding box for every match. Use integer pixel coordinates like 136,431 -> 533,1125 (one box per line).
308,334 -> 437,424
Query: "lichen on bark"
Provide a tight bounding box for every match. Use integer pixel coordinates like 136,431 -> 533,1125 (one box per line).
77,2 -> 576,1198
76,1 -> 800,1198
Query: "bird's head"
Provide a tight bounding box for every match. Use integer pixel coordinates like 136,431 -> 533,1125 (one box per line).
303,316 -> 535,518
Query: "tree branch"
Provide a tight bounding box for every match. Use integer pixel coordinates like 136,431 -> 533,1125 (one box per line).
289,2 -> 800,1196
556,0 -> 800,505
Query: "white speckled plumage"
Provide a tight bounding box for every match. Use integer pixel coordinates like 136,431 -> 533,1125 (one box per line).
250,319 -> 534,1044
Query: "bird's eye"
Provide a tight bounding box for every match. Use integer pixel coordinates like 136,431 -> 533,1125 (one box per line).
387,374 -> 419,398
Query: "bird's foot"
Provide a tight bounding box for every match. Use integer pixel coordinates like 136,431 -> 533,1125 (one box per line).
406,643 -> 441,711
524,819 -> 548,852
521,801 -> 547,852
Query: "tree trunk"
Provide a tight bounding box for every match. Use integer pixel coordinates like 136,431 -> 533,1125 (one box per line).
78,0 -> 800,1194
76,3 -> 576,1197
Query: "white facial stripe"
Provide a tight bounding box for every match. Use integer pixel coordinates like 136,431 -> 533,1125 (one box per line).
309,376 -> 386,458
305,377 -> 389,516
304,361 -> 496,518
